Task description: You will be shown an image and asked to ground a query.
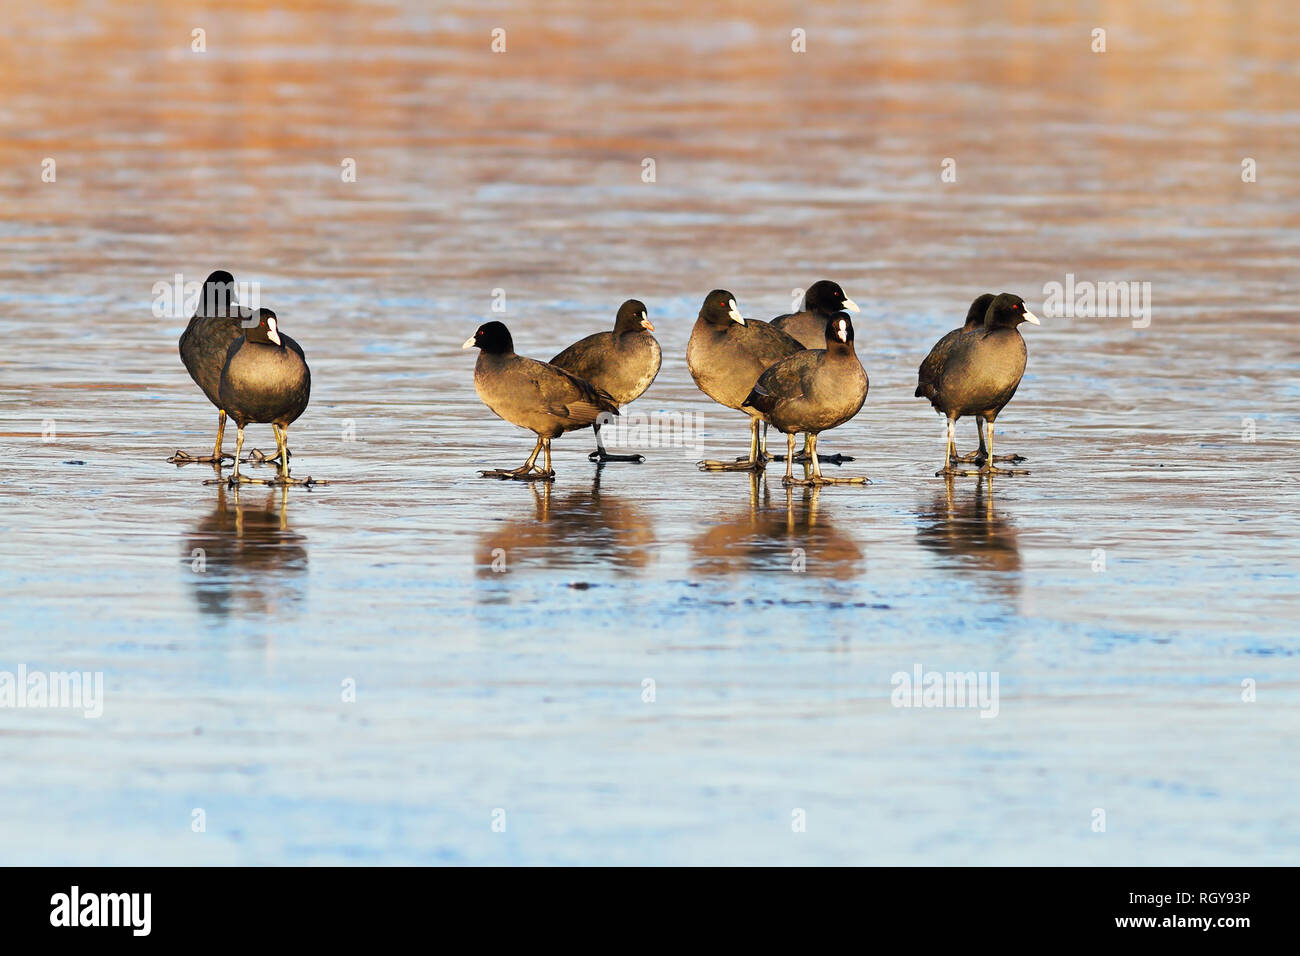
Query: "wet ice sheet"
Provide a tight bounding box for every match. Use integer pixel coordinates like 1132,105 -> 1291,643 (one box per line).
0,0 -> 1297,864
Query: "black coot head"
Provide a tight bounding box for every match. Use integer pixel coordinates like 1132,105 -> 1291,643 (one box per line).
613,299 -> 653,335
964,293 -> 995,329
202,270 -> 237,314
244,308 -> 282,346
985,293 -> 1041,329
822,311 -> 855,347
700,290 -> 745,327
462,320 -> 514,354
805,280 -> 860,315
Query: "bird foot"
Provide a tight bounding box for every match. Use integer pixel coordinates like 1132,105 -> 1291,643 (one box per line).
774,452 -> 855,465
480,467 -> 555,482
203,472 -> 322,487
944,465 -> 1030,477
698,458 -> 765,472
242,447 -> 290,465
783,475 -> 870,487
950,452 -> 1026,465
267,474 -> 321,486
588,450 -> 645,463
950,452 -> 1027,466
201,471 -> 265,487
169,449 -> 233,465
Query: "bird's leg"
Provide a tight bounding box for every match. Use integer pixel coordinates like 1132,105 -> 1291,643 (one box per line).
223,427 -> 265,486
803,434 -> 869,486
950,418 -> 987,464
784,433 -> 816,487
169,409 -> 236,465
774,431 -> 855,465
936,418 -> 962,476
482,436 -> 554,481
699,417 -> 766,472
982,419 -> 1026,463
808,430 -> 854,464
214,411 -> 230,462
588,420 -> 644,463
265,424 -> 320,486
978,426 -> 1030,476
733,419 -> 760,462
242,420 -> 290,466
781,432 -> 797,486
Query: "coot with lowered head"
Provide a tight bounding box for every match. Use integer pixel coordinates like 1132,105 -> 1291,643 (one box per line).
170,270 -> 255,465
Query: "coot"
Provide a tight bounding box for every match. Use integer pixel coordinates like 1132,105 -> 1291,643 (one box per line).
686,290 -> 802,471
170,270 -> 254,464
550,299 -> 660,462
771,279 -> 860,350
464,321 -> 619,481
917,292 -> 1038,476
916,293 -> 999,464
217,309 -> 313,486
743,313 -> 869,486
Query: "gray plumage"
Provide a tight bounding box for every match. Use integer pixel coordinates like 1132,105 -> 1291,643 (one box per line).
687,289 -> 804,411
743,313 -> 867,436
218,310 -> 311,429
469,321 -> 618,439
920,292 -> 1034,423
179,270 -> 255,410
770,279 -> 861,350
915,292 -> 994,405
550,299 -> 661,407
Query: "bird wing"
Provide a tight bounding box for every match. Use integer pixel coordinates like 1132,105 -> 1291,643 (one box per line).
741,378 -> 774,414
548,332 -> 609,379
520,357 -> 620,427
742,320 -> 805,366
916,328 -> 958,398
743,351 -> 820,415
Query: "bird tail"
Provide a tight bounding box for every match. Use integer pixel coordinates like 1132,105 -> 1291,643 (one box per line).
592,384 -> 620,415
742,382 -> 775,415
